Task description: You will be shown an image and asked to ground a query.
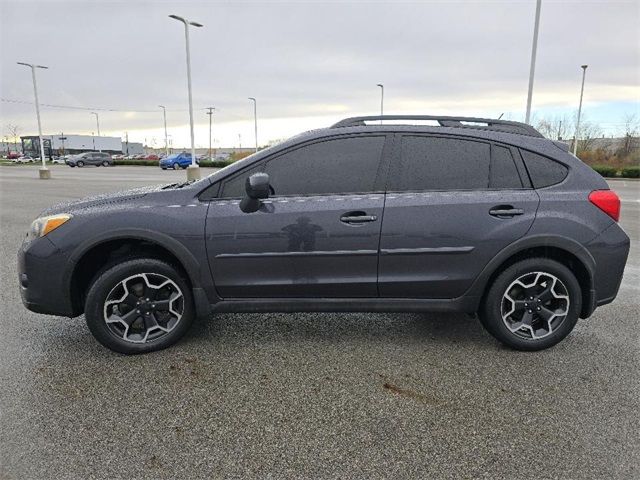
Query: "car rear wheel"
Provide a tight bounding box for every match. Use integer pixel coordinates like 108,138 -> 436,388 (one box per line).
479,258 -> 581,351
102,160 -> 110,167
173,163 -> 180,170
84,258 -> 194,354
77,160 -> 85,167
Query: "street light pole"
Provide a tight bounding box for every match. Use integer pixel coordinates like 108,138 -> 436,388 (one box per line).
91,112 -> 101,151
573,64 -> 589,156
206,107 -> 215,160
376,84 -> 384,121
169,14 -> 203,180
17,61 -> 50,179
158,105 -> 169,157
248,97 -> 258,153
59,133 -> 67,156
524,0 -> 542,125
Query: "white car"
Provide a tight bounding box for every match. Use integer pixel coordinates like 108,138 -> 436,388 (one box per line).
51,157 -> 66,164
13,156 -> 35,163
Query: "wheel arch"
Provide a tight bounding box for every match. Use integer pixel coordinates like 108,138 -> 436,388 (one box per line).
468,235 -> 596,318
65,229 -> 203,316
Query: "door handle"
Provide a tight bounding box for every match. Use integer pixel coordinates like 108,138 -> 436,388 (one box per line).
340,211 -> 378,224
489,206 -> 524,217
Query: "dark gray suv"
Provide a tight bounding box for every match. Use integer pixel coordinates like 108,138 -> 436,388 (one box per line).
66,151 -> 113,167
19,116 -> 630,354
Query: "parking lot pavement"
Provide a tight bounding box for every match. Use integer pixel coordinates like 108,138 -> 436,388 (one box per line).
1,165 -> 638,479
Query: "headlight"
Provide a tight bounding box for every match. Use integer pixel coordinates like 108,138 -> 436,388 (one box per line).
27,214 -> 73,242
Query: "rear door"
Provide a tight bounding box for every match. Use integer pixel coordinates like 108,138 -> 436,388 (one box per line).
205,134 -> 390,298
378,134 -> 539,298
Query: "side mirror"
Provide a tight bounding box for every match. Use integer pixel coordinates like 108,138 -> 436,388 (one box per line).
240,173 -> 270,213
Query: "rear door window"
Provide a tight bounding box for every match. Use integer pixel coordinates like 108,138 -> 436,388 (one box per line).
391,136 -> 490,191
520,150 -> 568,188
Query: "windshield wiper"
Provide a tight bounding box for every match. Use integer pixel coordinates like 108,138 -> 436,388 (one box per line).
175,180 -> 196,188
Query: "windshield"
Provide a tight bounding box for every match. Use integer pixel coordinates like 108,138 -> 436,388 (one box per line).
164,154 -> 180,160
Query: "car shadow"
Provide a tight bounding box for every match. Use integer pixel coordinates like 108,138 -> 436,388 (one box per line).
183,310 -> 493,349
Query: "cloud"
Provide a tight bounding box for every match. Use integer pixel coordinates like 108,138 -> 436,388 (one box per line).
2,0 -> 638,146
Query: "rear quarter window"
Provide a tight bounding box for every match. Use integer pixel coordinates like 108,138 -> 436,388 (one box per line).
520,150 -> 568,188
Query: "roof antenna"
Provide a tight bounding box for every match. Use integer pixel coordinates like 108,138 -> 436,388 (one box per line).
498,113 -> 504,119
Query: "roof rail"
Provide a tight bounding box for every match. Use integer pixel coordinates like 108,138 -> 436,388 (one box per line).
330,115 -> 544,138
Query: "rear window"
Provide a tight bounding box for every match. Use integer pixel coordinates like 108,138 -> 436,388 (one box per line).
520,150 -> 568,188
391,136 -> 490,191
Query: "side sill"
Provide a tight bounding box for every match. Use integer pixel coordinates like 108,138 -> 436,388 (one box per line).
209,296 -> 479,314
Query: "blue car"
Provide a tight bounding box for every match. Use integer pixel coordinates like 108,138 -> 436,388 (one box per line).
159,152 -> 197,170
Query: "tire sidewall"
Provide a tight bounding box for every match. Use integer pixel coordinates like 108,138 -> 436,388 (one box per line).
84,258 -> 194,354
481,258 -> 582,351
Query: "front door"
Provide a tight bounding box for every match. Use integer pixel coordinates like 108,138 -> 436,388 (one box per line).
206,134 -> 390,298
379,135 -> 539,298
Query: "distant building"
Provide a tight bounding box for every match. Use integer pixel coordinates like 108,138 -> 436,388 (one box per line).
20,134 -> 143,158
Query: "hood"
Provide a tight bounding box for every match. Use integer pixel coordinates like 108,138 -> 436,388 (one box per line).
39,185 -> 166,216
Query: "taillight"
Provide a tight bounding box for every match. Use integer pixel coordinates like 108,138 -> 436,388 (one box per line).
589,190 -> 620,222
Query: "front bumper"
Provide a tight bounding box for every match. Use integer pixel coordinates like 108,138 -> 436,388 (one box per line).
18,236 -> 76,317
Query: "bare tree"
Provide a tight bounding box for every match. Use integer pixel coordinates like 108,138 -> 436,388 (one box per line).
619,113 -> 640,156
576,119 -> 603,154
6,124 -> 21,151
535,115 -> 571,140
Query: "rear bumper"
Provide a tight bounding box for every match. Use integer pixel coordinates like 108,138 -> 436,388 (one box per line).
586,222 -> 630,311
18,237 -> 76,317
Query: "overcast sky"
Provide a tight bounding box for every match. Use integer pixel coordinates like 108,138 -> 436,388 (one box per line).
1,0 -> 639,148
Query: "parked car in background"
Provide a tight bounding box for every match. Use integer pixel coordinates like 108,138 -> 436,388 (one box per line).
145,154 -> 159,161
13,155 -> 35,163
66,152 -> 114,167
7,152 -> 21,160
50,156 -> 65,164
159,152 -> 196,170
112,154 -> 124,161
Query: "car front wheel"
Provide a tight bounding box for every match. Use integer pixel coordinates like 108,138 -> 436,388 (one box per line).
77,160 -> 85,167
479,258 -> 581,351
84,258 -> 194,354
173,163 -> 180,170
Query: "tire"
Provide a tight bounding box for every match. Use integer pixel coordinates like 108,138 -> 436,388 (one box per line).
479,258 -> 581,351
77,160 -> 85,167
84,258 -> 195,354
173,163 -> 180,170
102,160 -> 110,167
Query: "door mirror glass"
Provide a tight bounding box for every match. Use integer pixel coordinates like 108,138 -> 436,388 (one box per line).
240,173 -> 270,213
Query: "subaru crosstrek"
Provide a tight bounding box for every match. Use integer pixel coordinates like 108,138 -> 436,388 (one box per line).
18,115 -> 630,354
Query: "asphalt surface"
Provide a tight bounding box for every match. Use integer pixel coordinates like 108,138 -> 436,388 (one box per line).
1,165 -> 638,480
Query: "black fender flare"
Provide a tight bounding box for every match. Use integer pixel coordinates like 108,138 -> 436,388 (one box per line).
464,234 -> 596,315
63,228 -> 204,291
